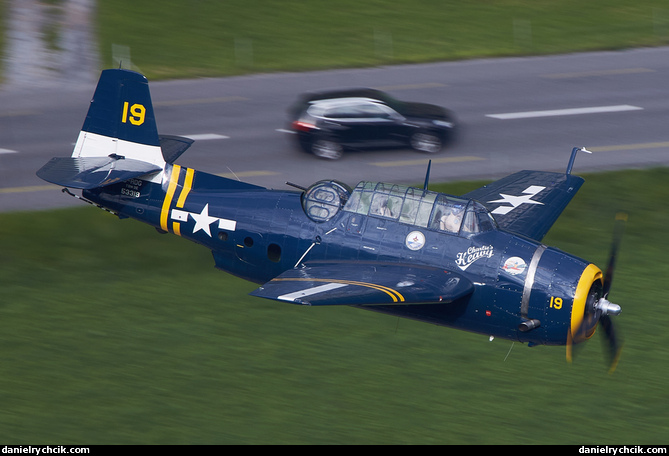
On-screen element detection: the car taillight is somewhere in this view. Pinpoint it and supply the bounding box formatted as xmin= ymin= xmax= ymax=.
xmin=292 ymin=120 xmax=318 ymax=132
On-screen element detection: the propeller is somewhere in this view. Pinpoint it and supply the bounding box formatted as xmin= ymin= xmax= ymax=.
xmin=567 ymin=212 xmax=626 ymax=373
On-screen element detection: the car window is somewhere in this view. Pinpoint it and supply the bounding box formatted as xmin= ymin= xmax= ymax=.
xmin=323 ymin=105 xmax=358 ymax=119
xmin=355 ymin=103 xmax=391 ymax=119
xmin=320 ymin=102 xmax=397 ymax=121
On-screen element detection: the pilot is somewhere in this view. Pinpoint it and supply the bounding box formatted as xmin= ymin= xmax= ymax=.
xmin=439 ymin=205 xmax=464 ymax=233
xmin=371 ymin=195 xmax=393 ymax=217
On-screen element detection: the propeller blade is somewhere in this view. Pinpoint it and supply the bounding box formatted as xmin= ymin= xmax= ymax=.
xmin=566 ymin=313 xmax=595 ymax=363
xmin=600 ymin=314 xmax=623 ymax=373
xmin=566 ymin=330 xmax=574 ymax=363
xmin=566 ymin=328 xmax=583 ymax=363
xmin=567 ymin=212 xmax=626 ymax=370
xmin=602 ymin=212 xmax=627 ymax=296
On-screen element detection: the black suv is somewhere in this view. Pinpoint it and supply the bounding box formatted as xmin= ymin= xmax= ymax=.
xmin=287 ymin=88 xmax=457 ymax=160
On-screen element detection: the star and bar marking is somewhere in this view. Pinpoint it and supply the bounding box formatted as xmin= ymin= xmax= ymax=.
xmin=161 ymin=165 xmax=236 ymax=237
xmin=488 ymin=185 xmax=546 ymax=215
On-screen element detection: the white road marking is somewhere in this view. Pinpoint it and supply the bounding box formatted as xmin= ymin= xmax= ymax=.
xmin=587 ymin=141 xmax=669 ymax=152
xmin=155 ymin=96 xmax=247 ymax=107
xmin=541 ymin=68 xmax=654 ymax=79
xmin=486 ymin=105 xmax=643 ymax=120
xmin=0 ymin=185 xmax=56 ymax=194
xmin=182 ymin=133 xmax=229 ymax=140
xmin=0 ymin=148 xmax=18 ymax=154
xmin=376 ymin=82 xmax=447 ymax=91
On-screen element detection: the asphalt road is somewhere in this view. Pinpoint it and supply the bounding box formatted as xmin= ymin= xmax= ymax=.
xmin=2 ymin=46 xmax=669 ymax=213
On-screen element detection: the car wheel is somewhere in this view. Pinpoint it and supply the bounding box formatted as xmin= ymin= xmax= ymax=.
xmin=410 ymin=131 xmax=443 ymax=154
xmin=312 ymin=138 xmax=344 ymax=160
xmin=296 ymin=135 xmax=313 ymax=154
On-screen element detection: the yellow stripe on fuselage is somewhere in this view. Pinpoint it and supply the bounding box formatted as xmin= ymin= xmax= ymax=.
xmin=160 ymin=165 xmax=181 ymax=232
xmin=176 ymin=167 xmax=194 ymax=208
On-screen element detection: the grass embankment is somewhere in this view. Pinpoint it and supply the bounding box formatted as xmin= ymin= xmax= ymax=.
xmin=96 ymin=1 xmax=669 ymax=80
xmin=0 ymin=168 xmax=667 ymax=444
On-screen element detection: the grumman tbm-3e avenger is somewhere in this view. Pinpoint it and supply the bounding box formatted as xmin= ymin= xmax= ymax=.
xmin=37 ymin=69 xmax=625 ymax=371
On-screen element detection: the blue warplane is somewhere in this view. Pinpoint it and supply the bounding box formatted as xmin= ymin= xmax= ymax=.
xmin=38 ymin=69 xmax=624 ymax=371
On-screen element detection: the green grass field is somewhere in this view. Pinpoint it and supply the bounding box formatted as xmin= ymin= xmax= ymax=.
xmin=1 ymin=168 xmax=667 ymax=444
xmin=0 ymin=0 xmax=5 ymax=81
xmin=94 ymin=1 xmax=669 ymax=80
xmin=2 ymin=2 xmax=669 ymax=81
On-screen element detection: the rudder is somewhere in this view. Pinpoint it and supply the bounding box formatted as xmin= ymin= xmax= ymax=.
xmin=37 ymin=69 xmax=166 ymax=189
xmin=72 ymin=69 xmax=164 ymax=167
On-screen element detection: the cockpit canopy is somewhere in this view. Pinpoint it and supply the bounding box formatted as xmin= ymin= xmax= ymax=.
xmin=343 ymin=181 xmax=497 ymax=236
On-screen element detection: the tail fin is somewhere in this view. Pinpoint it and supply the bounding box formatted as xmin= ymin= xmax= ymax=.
xmin=37 ymin=69 xmax=166 ymax=189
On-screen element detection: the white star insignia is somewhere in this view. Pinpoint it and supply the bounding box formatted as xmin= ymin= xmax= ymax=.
xmin=488 ymin=185 xmax=545 ymax=215
xmin=190 ymin=203 xmax=218 ymax=237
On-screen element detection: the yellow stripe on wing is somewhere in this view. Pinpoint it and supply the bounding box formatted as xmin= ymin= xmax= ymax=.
xmin=271 ymin=277 xmax=405 ymax=303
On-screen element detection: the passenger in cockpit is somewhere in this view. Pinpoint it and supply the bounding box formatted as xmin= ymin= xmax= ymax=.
xmin=439 ymin=205 xmax=464 ymax=233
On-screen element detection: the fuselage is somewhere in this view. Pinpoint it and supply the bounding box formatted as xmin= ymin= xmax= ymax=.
xmin=84 ymin=164 xmax=596 ymax=347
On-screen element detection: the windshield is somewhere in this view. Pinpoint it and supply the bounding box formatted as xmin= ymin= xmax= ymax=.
xmin=344 ymin=181 xmax=496 ymax=235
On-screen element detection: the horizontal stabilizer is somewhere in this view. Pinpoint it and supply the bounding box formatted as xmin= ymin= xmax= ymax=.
xmin=250 ymin=261 xmax=473 ymax=306
xmin=36 ymin=156 xmax=161 ymax=189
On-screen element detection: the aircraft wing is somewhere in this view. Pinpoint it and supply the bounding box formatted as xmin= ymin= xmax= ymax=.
xmin=250 ymin=261 xmax=473 ymax=306
xmin=463 ymin=170 xmax=584 ymax=242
